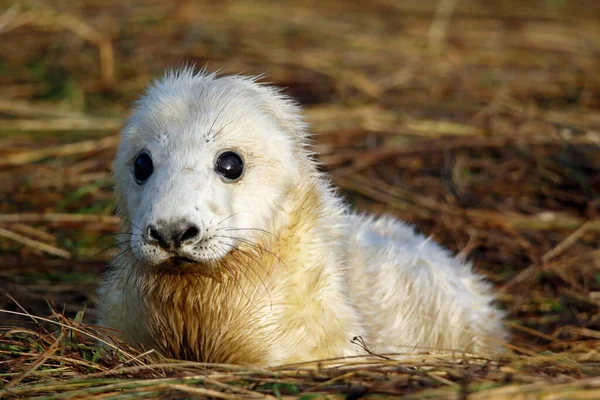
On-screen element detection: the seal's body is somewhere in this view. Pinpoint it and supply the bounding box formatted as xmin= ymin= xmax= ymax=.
xmin=100 ymin=69 xmax=506 ymax=365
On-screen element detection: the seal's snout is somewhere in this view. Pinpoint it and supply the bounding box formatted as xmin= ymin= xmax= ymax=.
xmin=145 ymin=219 xmax=202 ymax=252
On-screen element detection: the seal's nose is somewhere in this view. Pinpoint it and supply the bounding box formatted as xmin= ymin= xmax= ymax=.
xmin=146 ymin=220 xmax=201 ymax=250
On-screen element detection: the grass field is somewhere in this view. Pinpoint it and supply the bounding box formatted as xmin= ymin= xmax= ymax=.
xmin=1 ymin=0 xmax=600 ymax=398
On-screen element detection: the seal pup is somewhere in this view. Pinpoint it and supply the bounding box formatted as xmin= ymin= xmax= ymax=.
xmin=99 ymin=68 xmax=507 ymax=365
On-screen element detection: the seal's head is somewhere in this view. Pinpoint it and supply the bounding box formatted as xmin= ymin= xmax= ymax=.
xmin=114 ymin=68 xmax=311 ymax=276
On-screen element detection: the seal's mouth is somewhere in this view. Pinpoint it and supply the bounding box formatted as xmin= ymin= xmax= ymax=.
xmin=161 ymin=252 xmax=210 ymax=269
xmin=174 ymin=256 xmax=197 ymax=264
xmin=154 ymin=257 xmax=198 ymax=270
xmin=130 ymin=225 xmax=235 ymax=277
xmin=152 ymin=256 xmax=222 ymax=280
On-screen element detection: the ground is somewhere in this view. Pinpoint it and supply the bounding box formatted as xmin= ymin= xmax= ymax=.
xmin=1 ymin=0 xmax=600 ymax=398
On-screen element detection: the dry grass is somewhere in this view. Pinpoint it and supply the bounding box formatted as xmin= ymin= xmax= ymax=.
xmin=2 ymin=310 xmax=600 ymax=399
xmin=1 ymin=0 xmax=600 ymax=398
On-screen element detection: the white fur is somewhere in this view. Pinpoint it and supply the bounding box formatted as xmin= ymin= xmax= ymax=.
xmin=99 ymin=68 xmax=507 ymax=365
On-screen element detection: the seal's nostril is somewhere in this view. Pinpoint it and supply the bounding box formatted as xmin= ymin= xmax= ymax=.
xmin=180 ymin=225 xmax=200 ymax=244
xmin=147 ymin=224 xmax=166 ymax=245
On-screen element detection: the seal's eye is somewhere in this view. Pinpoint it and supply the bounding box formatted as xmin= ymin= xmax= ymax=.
xmin=215 ymin=151 xmax=244 ymax=181
xmin=133 ymin=152 xmax=153 ymax=184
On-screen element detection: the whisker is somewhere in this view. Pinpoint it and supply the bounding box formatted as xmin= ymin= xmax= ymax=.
xmin=108 ymin=241 xmax=143 ymax=260
xmin=209 ymin=245 xmax=252 ymax=306
xmin=142 ymin=102 xmax=168 ymax=139
xmin=210 ymin=96 xmax=265 ymax=140
xmin=206 ymin=101 xmax=229 ymax=140
xmin=217 ymin=244 xmax=261 ymax=297
xmin=216 ymin=227 xmax=279 ymax=240
xmin=91 ymin=240 xmax=133 ymax=259
xmin=214 ymin=238 xmax=273 ymax=280
xmin=213 ymin=212 xmax=247 ymax=228
xmin=119 ymin=217 xmax=144 ymax=232
xmin=207 ymin=213 xmax=221 ymax=228
xmin=214 ymin=235 xmax=288 ymax=270
xmin=103 ymin=248 xmax=139 ymax=299
xmin=212 ymin=108 xmax=270 ymax=140
xmin=92 ymin=232 xmax=138 ymax=247
xmin=137 ymin=118 xmax=163 ymax=144
xmin=108 ymin=245 xmax=140 ymax=267
xmin=120 ymin=256 xmax=142 ymax=305
xmin=214 ymin=239 xmax=272 ymax=307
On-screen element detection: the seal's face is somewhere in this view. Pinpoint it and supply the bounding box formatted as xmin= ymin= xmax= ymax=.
xmin=113 ymin=70 xmax=307 ymax=276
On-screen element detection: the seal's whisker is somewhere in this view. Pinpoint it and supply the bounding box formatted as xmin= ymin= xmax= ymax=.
xmin=206 ymin=100 xmax=229 ymax=140
xmin=103 ymin=247 xmax=138 ymax=303
xmin=233 ymin=257 xmax=272 ymax=310
xmin=223 ymin=249 xmax=263 ymax=302
xmin=92 ymin=232 xmax=139 ymax=247
xmin=206 ymin=213 xmax=220 ymax=228
xmin=214 ymin=238 xmax=273 ymax=280
xmin=137 ymin=118 xmax=163 ymax=144
xmin=107 ymin=247 xmax=132 ymax=264
xmin=216 ymin=227 xmax=279 ymax=240
xmin=110 ymin=241 xmax=143 ymax=260
xmin=235 ymin=259 xmax=272 ymax=309
xmin=119 ymin=217 xmax=144 ymax=232
xmin=224 ymin=250 xmax=258 ymax=290
xmin=209 ymin=245 xmax=253 ymax=306
xmin=108 ymin=245 xmax=140 ymax=268
xmin=206 ymin=83 xmax=257 ymax=141
xmin=214 ymin=235 xmax=288 ymax=270
xmin=142 ymin=102 xmax=168 ymax=139
xmin=213 ymin=212 xmax=248 ymax=228
xmin=214 ymin=239 xmax=272 ymax=302
xmin=211 ymin=106 xmax=269 ymax=141
xmin=92 ymin=240 xmax=133 ymax=259
xmin=120 ymin=256 xmax=140 ymax=305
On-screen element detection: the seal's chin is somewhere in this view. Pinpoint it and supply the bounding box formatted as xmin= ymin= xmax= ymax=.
xmin=151 ymin=256 xmax=222 ymax=280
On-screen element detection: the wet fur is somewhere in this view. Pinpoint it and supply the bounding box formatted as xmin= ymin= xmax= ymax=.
xmin=99 ymin=68 xmax=507 ymax=366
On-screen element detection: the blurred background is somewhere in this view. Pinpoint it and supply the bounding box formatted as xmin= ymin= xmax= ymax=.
xmin=0 ymin=0 xmax=599 ymax=355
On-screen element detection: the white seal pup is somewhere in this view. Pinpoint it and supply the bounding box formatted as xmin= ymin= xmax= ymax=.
xmin=99 ymin=68 xmax=507 ymax=365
